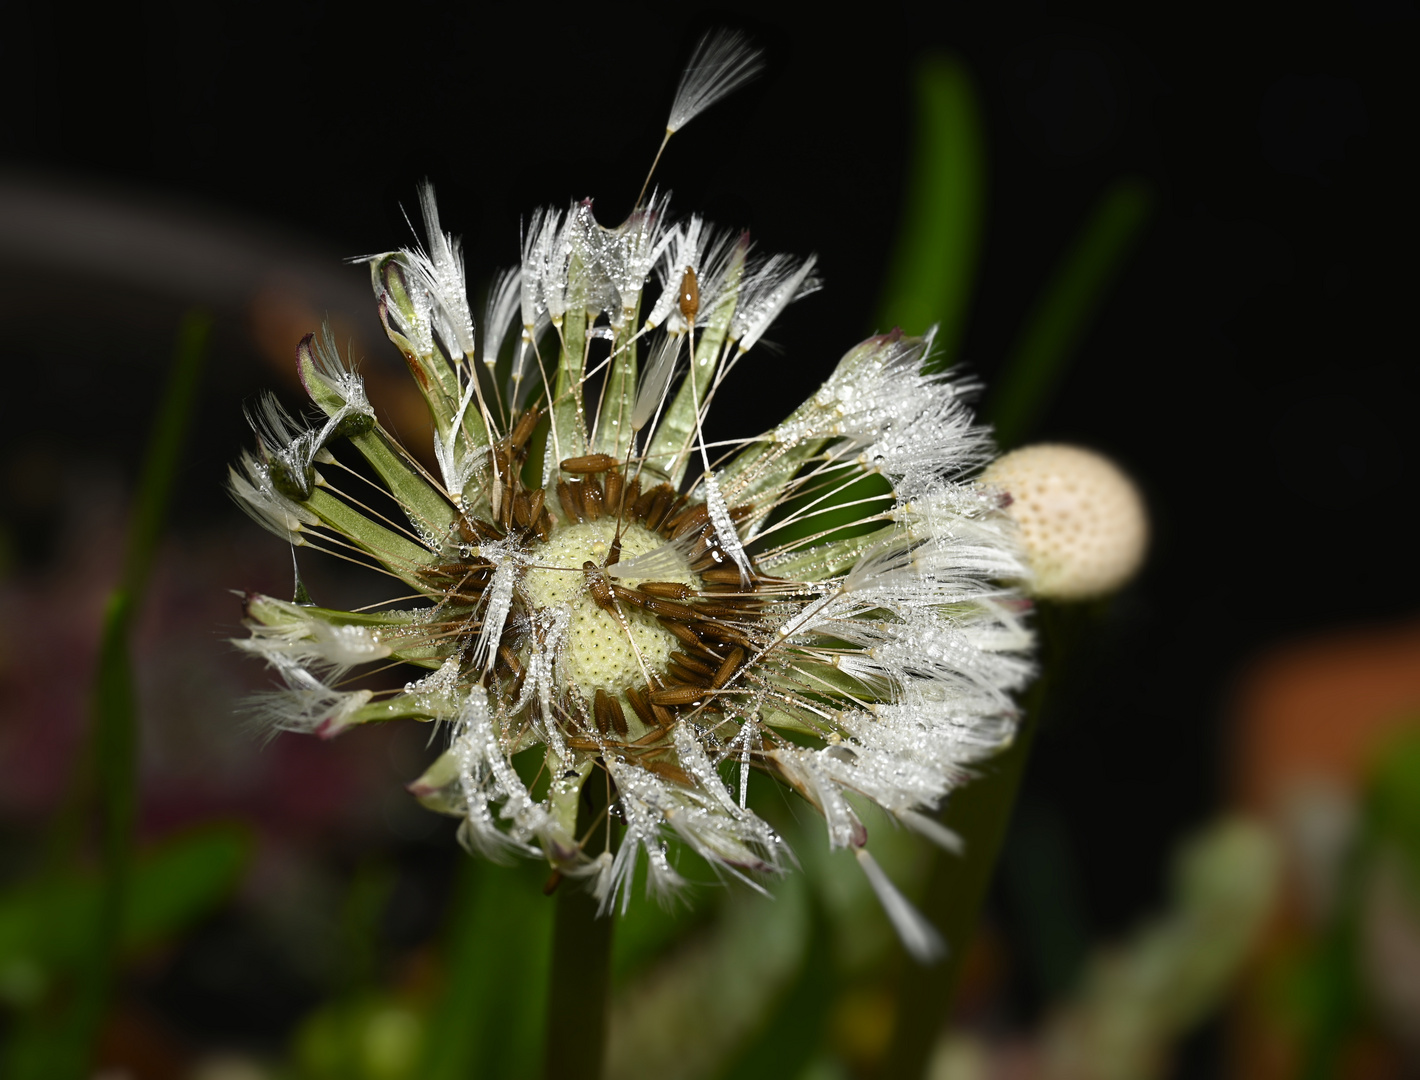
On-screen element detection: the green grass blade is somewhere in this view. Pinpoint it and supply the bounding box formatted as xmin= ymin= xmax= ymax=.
xmin=121 ymin=312 xmax=212 ymax=597
xmin=874 ymin=54 xmax=985 ymax=361
xmin=988 ymin=178 xmax=1153 ymax=448
xmin=14 ymin=312 xmax=211 ymax=1080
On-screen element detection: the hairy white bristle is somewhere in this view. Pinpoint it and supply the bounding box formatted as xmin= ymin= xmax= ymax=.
xmin=666 ymin=31 xmax=765 ymax=133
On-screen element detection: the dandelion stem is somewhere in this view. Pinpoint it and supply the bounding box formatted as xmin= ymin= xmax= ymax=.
xmin=542 ymin=767 xmax=615 ymax=1080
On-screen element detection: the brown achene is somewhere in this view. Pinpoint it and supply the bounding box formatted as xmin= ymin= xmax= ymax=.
xmin=415 ymin=431 xmax=776 ymax=774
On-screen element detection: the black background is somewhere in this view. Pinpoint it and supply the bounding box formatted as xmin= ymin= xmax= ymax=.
xmin=2 ymin=0 xmax=1417 ymax=1050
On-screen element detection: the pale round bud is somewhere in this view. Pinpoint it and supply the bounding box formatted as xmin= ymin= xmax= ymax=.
xmin=980 ymin=443 xmax=1148 ymax=600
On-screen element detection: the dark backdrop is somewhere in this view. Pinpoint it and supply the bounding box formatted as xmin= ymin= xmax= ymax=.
xmin=2 ymin=0 xmax=1416 ymax=1047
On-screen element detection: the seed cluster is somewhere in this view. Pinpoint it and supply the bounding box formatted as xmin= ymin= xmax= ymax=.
xmin=416 ymin=429 xmax=771 ymax=764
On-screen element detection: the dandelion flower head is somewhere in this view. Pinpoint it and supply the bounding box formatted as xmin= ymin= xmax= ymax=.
xmin=230 ymin=33 xmax=1036 ymax=960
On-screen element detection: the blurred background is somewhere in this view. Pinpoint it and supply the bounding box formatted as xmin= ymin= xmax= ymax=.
xmin=2 ymin=2 xmax=1417 ymax=1077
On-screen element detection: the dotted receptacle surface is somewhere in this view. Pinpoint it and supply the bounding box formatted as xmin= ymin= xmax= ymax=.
xmin=980 ymin=444 xmax=1147 ymax=600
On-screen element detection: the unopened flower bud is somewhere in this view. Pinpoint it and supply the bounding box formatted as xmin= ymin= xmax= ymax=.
xmin=980 ymin=443 xmax=1147 ymax=600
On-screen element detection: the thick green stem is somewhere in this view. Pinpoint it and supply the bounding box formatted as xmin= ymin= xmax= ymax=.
xmin=542 ymin=768 xmax=615 ymax=1080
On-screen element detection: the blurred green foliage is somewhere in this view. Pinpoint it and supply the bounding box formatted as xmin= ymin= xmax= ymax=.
xmin=0 ymin=312 xmax=215 ymax=1080
xmin=1290 ymin=725 xmax=1420 ymax=1080
xmin=1369 ymin=729 xmax=1420 ymax=903
xmin=875 ymin=55 xmax=984 ymax=361
xmin=988 ymin=179 xmax=1153 ymax=448
xmin=0 ymin=824 xmax=251 ymax=1002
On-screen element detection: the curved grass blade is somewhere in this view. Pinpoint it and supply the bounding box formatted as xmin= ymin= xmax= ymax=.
xmin=9 ymin=312 xmax=211 ymax=1080
xmin=874 ymin=54 xmax=985 ymax=363
xmin=989 ymin=178 xmax=1154 ymax=448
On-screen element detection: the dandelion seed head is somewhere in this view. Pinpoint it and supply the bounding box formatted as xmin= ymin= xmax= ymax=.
xmin=980 ymin=443 xmax=1148 ymax=600
xmin=227 ymin=32 xmax=1037 ymax=960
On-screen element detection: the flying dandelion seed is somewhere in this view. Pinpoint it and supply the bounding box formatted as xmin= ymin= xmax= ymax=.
xmin=229 ymin=31 xmax=1035 ymax=961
